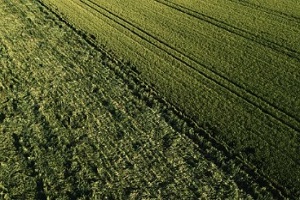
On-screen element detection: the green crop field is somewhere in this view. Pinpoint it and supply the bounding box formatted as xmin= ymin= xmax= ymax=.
xmin=0 ymin=0 xmax=299 ymax=199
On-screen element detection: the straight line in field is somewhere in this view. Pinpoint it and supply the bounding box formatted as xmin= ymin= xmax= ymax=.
xmin=228 ymin=0 xmax=300 ymax=23
xmin=80 ymin=0 xmax=300 ymax=135
xmin=11 ymin=0 xmax=298 ymax=197
xmin=72 ymin=0 xmax=300 ymax=168
xmin=155 ymin=0 xmax=300 ymax=62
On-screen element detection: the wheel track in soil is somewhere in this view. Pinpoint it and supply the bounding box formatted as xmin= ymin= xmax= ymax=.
xmin=78 ymin=0 xmax=300 ymax=162
xmin=0 ymin=7 xmax=243 ymax=196
xmin=2 ymin=0 xmax=296 ymax=197
xmin=0 ymin=0 xmax=266 ymax=197
xmin=125 ymin=1 xmax=297 ymax=75
xmin=154 ymin=0 xmax=300 ymax=126
xmin=228 ymin=0 xmax=300 ymax=23
xmin=2 ymin=0 xmax=193 ymax=192
xmin=155 ymin=0 xmax=300 ymax=62
xmin=0 ymin=1 xmax=178 ymax=197
xmin=34 ymin=0 xmax=298 ymax=197
xmin=80 ymin=0 xmax=300 ymax=135
xmin=4 ymin=0 xmax=300 ymax=181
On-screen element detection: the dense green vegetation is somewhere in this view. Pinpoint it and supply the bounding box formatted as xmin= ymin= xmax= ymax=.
xmin=0 ymin=0 xmax=299 ymax=198
xmin=38 ymin=0 xmax=300 ymax=197
xmin=0 ymin=0 xmax=278 ymax=198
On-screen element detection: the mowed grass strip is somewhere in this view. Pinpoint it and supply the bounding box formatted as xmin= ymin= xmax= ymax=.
xmin=39 ymin=0 xmax=300 ymax=196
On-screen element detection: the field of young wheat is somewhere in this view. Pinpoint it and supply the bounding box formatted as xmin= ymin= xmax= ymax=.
xmin=0 ymin=0 xmax=299 ymax=199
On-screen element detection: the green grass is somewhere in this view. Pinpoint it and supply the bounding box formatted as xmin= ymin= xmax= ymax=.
xmin=166 ymin=0 xmax=300 ymax=52
xmin=0 ymin=0 xmax=276 ymax=199
xmin=1 ymin=0 xmax=299 ymax=198
xmin=38 ymin=0 xmax=300 ymax=196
